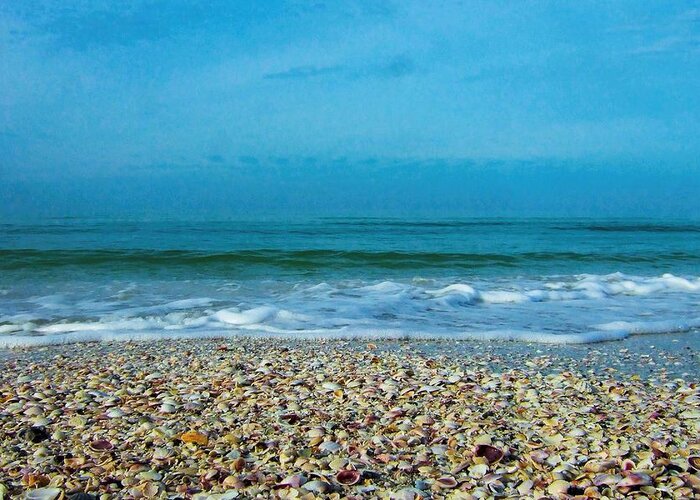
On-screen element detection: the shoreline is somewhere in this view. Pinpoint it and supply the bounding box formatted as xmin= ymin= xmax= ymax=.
xmin=1 ymin=338 xmax=699 ymax=498
xmin=2 ymin=330 xmax=699 ymax=379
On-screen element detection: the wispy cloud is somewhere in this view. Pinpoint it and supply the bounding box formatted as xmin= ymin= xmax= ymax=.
xmin=678 ymin=7 xmax=700 ymax=23
xmin=1 ymin=1 xmax=399 ymax=51
xmin=366 ymin=55 xmax=415 ymax=78
xmin=263 ymin=55 xmax=416 ymax=81
xmin=630 ymin=35 xmax=700 ymax=55
xmin=621 ymin=7 xmax=700 ymax=55
xmin=207 ymin=154 xmax=225 ymax=163
xmin=264 ymin=64 xmax=345 ymax=80
xmin=1 ymin=1 xmax=293 ymax=50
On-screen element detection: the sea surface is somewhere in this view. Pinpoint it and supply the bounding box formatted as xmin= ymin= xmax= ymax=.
xmin=1 ymin=217 xmax=699 ymax=347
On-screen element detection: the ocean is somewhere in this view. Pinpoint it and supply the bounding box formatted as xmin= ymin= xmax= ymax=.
xmin=1 ymin=217 xmax=699 ymax=347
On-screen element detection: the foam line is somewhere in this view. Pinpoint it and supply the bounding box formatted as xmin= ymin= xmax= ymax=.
xmin=1 ymin=319 xmax=698 ymax=349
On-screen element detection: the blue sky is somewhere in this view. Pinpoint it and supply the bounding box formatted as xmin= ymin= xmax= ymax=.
xmin=1 ymin=1 xmax=699 ymax=218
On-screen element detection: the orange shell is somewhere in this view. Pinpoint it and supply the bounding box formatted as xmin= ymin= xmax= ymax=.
xmin=181 ymin=430 xmax=208 ymax=445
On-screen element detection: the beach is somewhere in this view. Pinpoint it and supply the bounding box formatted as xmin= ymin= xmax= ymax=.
xmin=2 ymin=337 xmax=699 ymax=499
xmin=2 ymin=219 xmax=700 ymax=498
xmin=4 ymin=0 xmax=700 ymax=496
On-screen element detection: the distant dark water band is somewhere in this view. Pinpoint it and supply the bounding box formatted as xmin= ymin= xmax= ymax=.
xmin=1 ymin=249 xmax=698 ymax=271
xmin=2 ymin=221 xmax=700 ymax=234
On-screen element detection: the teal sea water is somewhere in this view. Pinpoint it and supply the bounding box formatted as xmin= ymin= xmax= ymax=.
xmin=1 ymin=217 xmax=699 ymax=346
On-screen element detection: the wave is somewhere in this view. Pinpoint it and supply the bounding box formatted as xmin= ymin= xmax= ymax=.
xmin=2 ymin=318 xmax=699 ymax=348
xmin=1 ymin=272 xmax=699 ymax=348
xmin=2 ymin=249 xmax=699 ymax=271
xmin=575 ymin=224 xmax=700 ymax=233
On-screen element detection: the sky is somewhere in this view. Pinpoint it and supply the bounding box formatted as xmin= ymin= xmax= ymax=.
xmin=1 ymin=0 xmax=699 ymax=219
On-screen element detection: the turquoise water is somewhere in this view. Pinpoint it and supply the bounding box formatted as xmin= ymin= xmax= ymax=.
xmin=1 ymin=217 xmax=699 ymax=346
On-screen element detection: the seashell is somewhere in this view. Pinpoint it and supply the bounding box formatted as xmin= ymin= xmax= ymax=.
xmin=688 ymin=456 xmax=700 ymax=470
xmin=231 ymin=457 xmax=246 ymax=472
xmin=318 ymin=441 xmax=342 ymax=454
xmin=374 ymin=453 xmax=394 ymax=464
xmin=617 ymin=472 xmax=652 ymax=488
xmin=486 ymin=478 xmax=505 ymax=494
xmin=222 ymin=475 xmax=245 ymax=489
xmin=418 ymin=385 xmax=440 ymax=393
xmin=593 ymin=473 xmax=620 ymax=486
xmin=473 ymin=444 xmax=504 ymax=464
xmin=529 ymin=449 xmax=549 ymax=464
xmin=329 ymin=458 xmax=348 ymax=471
xmin=24 ymin=488 xmax=63 ymax=500
xmin=279 ymin=413 xmax=300 ymax=424
xmin=583 ymin=459 xmax=616 ymax=473
xmin=468 ymin=463 xmax=488 ymax=478
xmin=24 ymin=474 xmax=50 ymax=488
xmin=138 ymin=471 xmax=162 ymax=481
xmin=435 ymin=476 xmax=458 ymax=489
xmin=64 ymin=457 xmax=86 ymax=469
xmin=397 ymin=461 xmax=413 ymax=473
xmin=680 ymin=410 xmax=700 ymax=419
xmin=105 ymin=408 xmax=124 ymax=418
xmin=46 ymin=477 xmax=66 ymax=489
xmin=450 ymin=461 xmax=470 ymax=475
xmin=307 ymin=427 xmax=325 ymax=438
xmin=684 ymin=473 xmax=700 ymax=489
xmin=552 ymin=463 xmax=578 ymax=481
xmin=431 ymin=445 xmax=447 ymax=455
xmin=302 ymin=480 xmax=332 ymax=493
xmin=385 ymin=408 xmax=406 ymax=418
xmin=139 ymin=481 xmax=161 ymax=498
xmin=181 ymin=430 xmax=208 ymax=445
xmin=392 ymin=487 xmax=428 ymax=499
xmin=24 ymin=406 xmax=44 ymax=417
xmin=547 ymin=479 xmax=570 ymax=495
xmin=159 ymin=403 xmax=176 ymax=413
xmin=620 ymin=459 xmax=635 ymax=471
xmin=336 ymin=469 xmax=361 ymax=485
xmin=415 ymin=415 xmax=435 ymax=426
xmin=583 ymin=486 xmax=601 ymax=498
xmin=321 ymin=382 xmax=342 ymax=391
xmin=414 ymin=480 xmax=430 ymax=491
xmin=517 ymin=479 xmax=534 ymax=495
xmin=473 ymin=434 xmax=492 ymax=445
xmin=89 ymin=439 xmax=114 ymax=452
xmin=152 ymin=447 xmax=173 ymax=460
xmin=218 ymin=492 xmax=240 ymax=500
xmin=274 ymin=474 xmax=307 ymax=488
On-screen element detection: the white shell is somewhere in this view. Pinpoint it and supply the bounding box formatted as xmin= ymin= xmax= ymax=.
xmin=24 ymin=488 xmax=62 ymax=500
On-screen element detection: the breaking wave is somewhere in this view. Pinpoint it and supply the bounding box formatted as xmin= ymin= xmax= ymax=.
xmin=1 ymin=272 xmax=699 ymax=348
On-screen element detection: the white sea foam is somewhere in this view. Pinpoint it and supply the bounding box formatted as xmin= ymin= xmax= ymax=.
xmin=36 ymin=319 xmax=153 ymax=334
xmin=214 ymin=306 xmax=279 ymax=325
xmin=595 ymin=317 xmax=700 ymax=334
xmin=162 ymin=298 xmax=215 ymax=309
xmin=2 ymin=272 xmax=699 ymax=348
xmin=0 ymin=324 xmax=22 ymax=334
xmin=2 ymin=318 xmax=697 ymax=349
